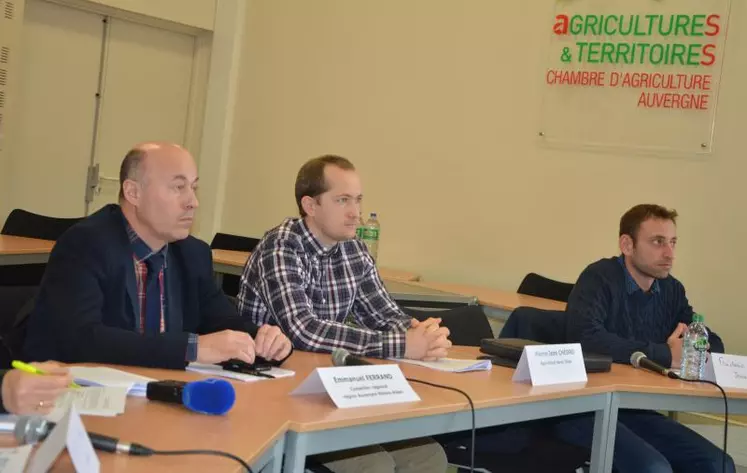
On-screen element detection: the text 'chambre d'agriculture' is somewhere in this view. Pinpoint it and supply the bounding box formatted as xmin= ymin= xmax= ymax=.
xmin=546 ymin=13 xmax=724 ymax=110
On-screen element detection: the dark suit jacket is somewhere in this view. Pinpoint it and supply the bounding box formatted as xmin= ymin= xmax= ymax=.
xmin=23 ymin=204 xmax=259 ymax=369
xmin=0 ymin=370 xmax=6 ymax=413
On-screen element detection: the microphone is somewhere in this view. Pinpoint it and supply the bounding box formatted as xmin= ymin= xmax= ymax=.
xmin=331 ymin=348 xmax=372 ymax=366
xmin=14 ymin=416 xmax=153 ymax=455
xmin=630 ymin=351 xmax=680 ymax=380
xmin=0 ymin=415 xmax=18 ymax=434
xmin=146 ymin=378 xmax=236 ymax=415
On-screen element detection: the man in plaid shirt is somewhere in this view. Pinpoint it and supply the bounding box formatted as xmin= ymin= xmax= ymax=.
xmin=238 ymin=155 xmax=450 ymax=473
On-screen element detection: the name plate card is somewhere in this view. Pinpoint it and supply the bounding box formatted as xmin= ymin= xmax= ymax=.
xmin=28 ymin=406 xmax=100 ymax=473
xmin=705 ymin=353 xmax=747 ymax=390
xmin=291 ymin=364 xmax=420 ymax=408
xmin=0 ymin=445 xmax=33 ymax=473
xmin=512 ymin=343 xmax=588 ymax=386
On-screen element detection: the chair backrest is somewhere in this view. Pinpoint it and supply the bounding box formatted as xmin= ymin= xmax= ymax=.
xmin=1 ymin=208 xmax=84 ymax=241
xmin=210 ymin=232 xmax=261 ymax=252
xmin=210 ymin=233 xmax=261 ymax=297
xmin=0 ymin=209 xmax=84 ymax=287
xmin=408 ymin=306 xmax=493 ymax=346
xmin=499 ymin=307 xmax=567 ymax=344
xmin=517 ymin=273 xmax=574 ymax=302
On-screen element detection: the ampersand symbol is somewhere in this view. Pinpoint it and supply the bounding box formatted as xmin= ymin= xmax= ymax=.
xmin=560 ymin=47 xmax=572 ymax=63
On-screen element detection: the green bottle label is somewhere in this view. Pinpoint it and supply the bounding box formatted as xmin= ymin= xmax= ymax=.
xmin=361 ymin=228 xmax=379 ymax=240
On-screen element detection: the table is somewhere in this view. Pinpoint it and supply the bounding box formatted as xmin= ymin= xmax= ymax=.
xmin=384 ymin=279 xmax=477 ymax=309
xmin=583 ymin=364 xmax=747 ymax=473
xmin=25 ymin=366 xmax=288 ymax=473
xmin=15 ymin=349 xmax=747 ymax=473
xmin=411 ymin=281 xmax=567 ymax=320
xmin=27 ymin=353 xmax=609 ymax=472
xmin=385 ymin=280 xmax=567 ymax=336
xmin=1 ymin=237 xmax=555 ymax=323
xmin=279 ymin=348 xmax=747 ymax=473
xmin=0 ymin=235 xmax=55 ymax=265
xmin=211 ymin=249 xmax=421 ymax=283
xmin=277 ymin=348 xmax=614 ymax=473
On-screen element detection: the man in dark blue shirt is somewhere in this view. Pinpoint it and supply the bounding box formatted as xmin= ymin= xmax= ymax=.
xmin=559 ymin=204 xmax=734 ymax=473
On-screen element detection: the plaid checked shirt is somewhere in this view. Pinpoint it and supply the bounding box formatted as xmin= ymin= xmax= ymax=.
xmin=237 ymin=218 xmax=410 ymax=358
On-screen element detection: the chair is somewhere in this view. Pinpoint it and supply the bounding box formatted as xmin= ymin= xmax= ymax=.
xmin=1 ymin=208 xmax=84 ymax=241
xmin=517 ymin=272 xmax=574 ymax=302
xmin=469 ymin=306 xmax=588 ymax=472
xmin=499 ymin=307 xmax=567 ymax=343
xmin=210 ymin=233 xmax=261 ymax=297
xmin=440 ymin=307 xmax=588 ymax=473
xmin=210 ymin=232 xmax=261 ymax=253
xmin=444 ymin=425 xmax=590 ymax=473
xmin=408 ymin=305 xmax=493 ymax=347
xmin=0 ymin=209 xmax=83 ymax=367
xmin=411 ymin=306 xmax=586 ymax=472
xmin=0 ymin=209 xmax=84 ymax=286
xmin=309 ymin=306 xmax=492 ymax=473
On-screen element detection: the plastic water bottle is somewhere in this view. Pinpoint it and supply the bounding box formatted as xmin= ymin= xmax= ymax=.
xmin=355 ymin=216 xmax=365 ymax=239
xmin=360 ymin=212 xmax=380 ymax=262
xmin=679 ymin=313 xmax=709 ymax=380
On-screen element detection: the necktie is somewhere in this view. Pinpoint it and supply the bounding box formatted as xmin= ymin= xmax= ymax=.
xmin=144 ymin=253 xmax=165 ymax=335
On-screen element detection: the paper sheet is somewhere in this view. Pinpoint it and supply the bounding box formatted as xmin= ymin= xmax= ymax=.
xmin=70 ymin=367 xmax=154 ymax=396
xmin=186 ymin=363 xmax=295 ymax=382
xmin=391 ymin=357 xmax=492 ymax=373
xmin=47 ymin=387 xmax=128 ymax=420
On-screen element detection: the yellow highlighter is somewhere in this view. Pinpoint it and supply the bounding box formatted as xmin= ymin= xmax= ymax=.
xmin=11 ymin=360 xmax=81 ymax=388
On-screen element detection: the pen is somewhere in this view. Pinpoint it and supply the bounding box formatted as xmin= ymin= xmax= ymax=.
xmin=11 ymin=360 xmax=81 ymax=388
xmin=247 ymin=370 xmax=275 ymax=379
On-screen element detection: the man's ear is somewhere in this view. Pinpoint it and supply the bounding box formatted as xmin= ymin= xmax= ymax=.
xmin=301 ymin=195 xmax=317 ymax=217
xmin=122 ymin=179 xmax=140 ymax=206
xmin=619 ymin=234 xmax=634 ymax=256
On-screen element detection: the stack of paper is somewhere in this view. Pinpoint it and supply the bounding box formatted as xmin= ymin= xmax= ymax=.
xmin=391 ymin=357 xmax=493 ymax=373
xmin=70 ymin=367 xmax=156 ymax=397
xmin=186 ymin=363 xmax=295 ymax=382
xmin=47 ymin=387 xmax=128 ymax=421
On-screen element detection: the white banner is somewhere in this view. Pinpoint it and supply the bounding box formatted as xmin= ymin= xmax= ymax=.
xmin=539 ymin=0 xmax=731 ymax=156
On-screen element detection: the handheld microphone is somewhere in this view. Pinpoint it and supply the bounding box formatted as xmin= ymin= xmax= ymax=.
xmin=14 ymin=416 xmax=153 ymax=455
xmin=331 ymin=348 xmax=373 ymax=366
xmin=0 ymin=415 xmax=18 ymax=434
xmin=630 ymin=352 xmax=680 ymax=380
xmin=146 ymin=378 xmax=236 ymax=415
